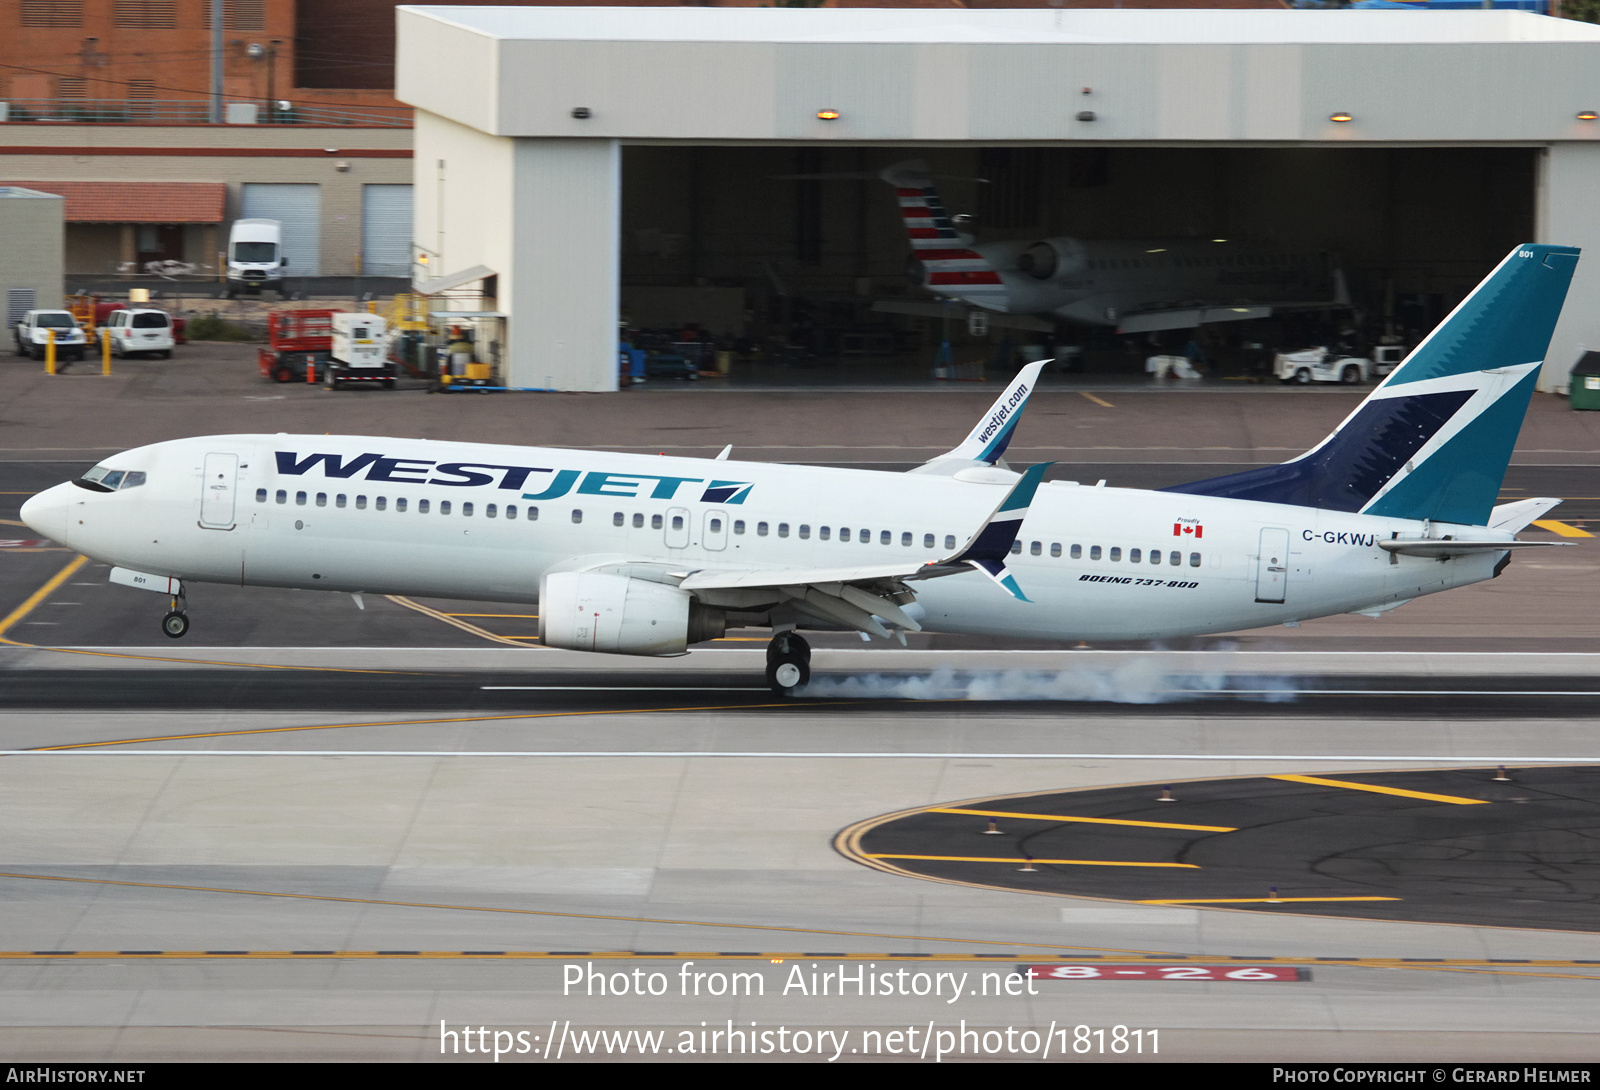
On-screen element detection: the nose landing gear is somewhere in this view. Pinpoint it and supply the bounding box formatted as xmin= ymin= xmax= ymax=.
xmin=765 ymin=631 xmax=811 ymax=694
xmin=161 ymin=593 xmax=189 ymax=639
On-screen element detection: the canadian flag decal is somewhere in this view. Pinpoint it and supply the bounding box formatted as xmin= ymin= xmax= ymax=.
xmin=1174 ymin=522 xmax=1203 ymax=538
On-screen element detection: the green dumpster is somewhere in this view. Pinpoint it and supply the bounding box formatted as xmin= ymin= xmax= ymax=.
xmin=1570 ymin=352 xmax=1600 ymax=411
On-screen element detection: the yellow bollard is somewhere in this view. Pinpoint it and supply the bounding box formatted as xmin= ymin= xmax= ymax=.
xmin=101 ymin=327 xmax=112 ymax=375
xmin=45 ymin=330 xmax=55 ymax=376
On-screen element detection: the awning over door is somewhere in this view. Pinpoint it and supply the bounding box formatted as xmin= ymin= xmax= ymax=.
xmin=0 ymin=181 xmax=226 ymax=222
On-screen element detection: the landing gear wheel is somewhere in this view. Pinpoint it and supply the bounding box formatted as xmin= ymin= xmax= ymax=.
xmin=766 ymin=653 xmax=809 ymax=694
xmin=766 ymin=631 xmax=810 ymax=663
xmin=161 ymin=611 xmax=189 ymax=639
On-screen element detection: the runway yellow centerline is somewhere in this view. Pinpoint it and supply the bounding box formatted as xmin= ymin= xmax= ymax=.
xmin=930 ymin=807 xmax=1236 ymax=833
xmin=1269 ymin=773 xmax=1490 ymax=805
xmin=1078 ymin=392 xmax=1115 ymax=408
xmin=1531 ymin=519 xmax=1594 ymax=538
xmin=31 ymin=702 xmax=807 ymax=751
xmin=386 ymin=595 xmax=534 ymax=648
xmin=867 ymin=855 xmax=1198 ymax=868
xmin=0 ymin=553 xmax=87 ymax=642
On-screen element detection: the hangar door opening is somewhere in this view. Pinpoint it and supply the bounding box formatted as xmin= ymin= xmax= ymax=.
xmin=240 ymin=183 xmax=321 ymax=277
xmin=617 ymin=146 xmax=1536 ymax=383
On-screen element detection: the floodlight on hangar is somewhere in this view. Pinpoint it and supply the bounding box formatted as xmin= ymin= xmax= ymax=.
xmin=1578 ymin=111 xmax=1599 ymax=121
xmin=1329 ymin=112 xmax=1354 ymax=123
xmin=816 ymin=109 xmax=840 ymax=121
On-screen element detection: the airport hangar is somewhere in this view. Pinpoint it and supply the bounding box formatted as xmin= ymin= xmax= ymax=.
xmin=396 ymin=6 xmax=1600 ymax=393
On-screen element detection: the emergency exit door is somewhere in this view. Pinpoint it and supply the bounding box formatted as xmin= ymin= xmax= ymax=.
xmin=1255 ymin=527 xmax=1289 ymax=603
xmin=200 ymin=452 xmax=238 ymax=529
xmin=703 ymin=509 xmax=728 ymax=551
xmin=664 ymin=506 xmax=690 ymax=549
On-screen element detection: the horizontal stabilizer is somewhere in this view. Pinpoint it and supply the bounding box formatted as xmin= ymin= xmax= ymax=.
xmin=1489 ymin=497 xmax=1563 ymax=532
xmin=1378 ymin=539 xmax=1569 ymax=559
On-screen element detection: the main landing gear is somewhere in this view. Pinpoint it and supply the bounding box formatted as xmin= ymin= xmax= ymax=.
xmin=161 ymin=593 xmax=189 ymax=639
xmin=765 ymin=631 xmax=810 ymax=695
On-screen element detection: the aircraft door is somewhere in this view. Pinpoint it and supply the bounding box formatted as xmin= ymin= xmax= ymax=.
xmin=664 ymin=506 xmax=690 ymax=549
xmin=1255 ymin=527 xmax=1289 ymax=603
xmin=200 ymin=452 xmax=239 ymax=529
xmin=703 ymin=509 xmax=728 ymax=552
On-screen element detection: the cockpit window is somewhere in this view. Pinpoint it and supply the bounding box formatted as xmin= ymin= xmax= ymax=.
xmin=76 ymin=465 xmax=147 ymax=492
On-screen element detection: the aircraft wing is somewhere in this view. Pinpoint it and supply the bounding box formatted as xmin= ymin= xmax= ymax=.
xmin=667 ymin=462 xmax=1053 ymax=639
xmin=1116 ymin=271 xmax=1352 ymax=334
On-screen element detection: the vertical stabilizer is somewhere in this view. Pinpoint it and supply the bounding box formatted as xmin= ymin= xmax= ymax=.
xmin=1164 ymin=244 xmax=1579 ymax=526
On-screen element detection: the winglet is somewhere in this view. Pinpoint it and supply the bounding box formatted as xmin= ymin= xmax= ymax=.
xmin=922 ymin=461 xmax=1052 ymax=601
xmin=916 ymin=360 xmax=1048 ymax=471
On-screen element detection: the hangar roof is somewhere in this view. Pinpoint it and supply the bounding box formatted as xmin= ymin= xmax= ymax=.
xmin=398 ymin=7 xmax=1600 ymax=144
xmin=402 ymin=7 xmax=1600 ymax=44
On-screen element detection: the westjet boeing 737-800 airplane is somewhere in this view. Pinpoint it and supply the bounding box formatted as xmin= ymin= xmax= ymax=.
xmin=19 ymin=244 xmax=1580 ymax=693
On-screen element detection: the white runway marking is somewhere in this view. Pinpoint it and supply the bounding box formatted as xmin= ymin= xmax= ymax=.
xmin=480 ymin=686 xmax=769 ymax=692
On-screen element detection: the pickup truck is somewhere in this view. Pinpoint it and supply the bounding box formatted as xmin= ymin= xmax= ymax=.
xmin=13 ymin=310 xmax=88 ymax=361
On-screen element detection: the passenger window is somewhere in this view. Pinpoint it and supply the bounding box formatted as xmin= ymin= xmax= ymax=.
xmin=295 ymin=491 xmax=307 ymax=505
xmin=757 ymin=521 xmax=769 ymax=537
xmin=1169 ymin=550 xmax=1180 ymax=565
xmin=440 ymin=500 xmax=452 ymax=515
xmin=901 ymin=532 xmax=912 ymax=547
xmin=1030 ymin=541 xmax=1042 ymax=556
xmin=1190 ymin=552 xmax=1201 ymax=567
xmin=355 ymin=495 xmax=366 ymax=509
xmin=256 ymin=488 xmax=267 ymax=503
xmin=710 ymin=517 xmax=722 ymax=533
xmin=463 ymin=503 xmax=473 ymax=517
xmin=396 ymin=498 xmax=407 ymax=512
xmin=632 ymin=513 xmax=643 ymax=528
xmin=859 ymin=529 xmax=869 ymax=543
xmin=1090 ymin=545 xmax=1102 ymax=560
xmin=839 ymin=527 xmax=850 ymax=542
xmin=944 ymin=535 xmax=956 ymax=550
xmin=651 ymin=514 xmax=663 ymax=530
xmin=572 ymin=509 xmax=583 ymax=524
xmin=1070 ymin=544 xmax=1082 ymax=559
xmin=1050 ymin=543 xmax=1061 ymax=558
xmin=734 ymin=520 xmax=745 ymax=535
xmin=799 ymin=524 xmax=811 ymax=540
xmin=778 ymin=522 xmax=790 ymax=538
xmin=418 ymin=499 xmax=430 ymax=513
xmin=507 ymin=505 xmax=518 ymax=520
xmin=528 ymin=506 xmax=539 ymax=521
xmin=336 ymin=494 xmax=347 ymax=508
xmin=316 ymin=493 xmax=327 ymax=507
xmin=486 ymin=504 xmax=497 ymax=518
xmin=1010 ymin=541 xmax=1022 ymax=555
xmin=880 ymin=530 xmax=890 ymax=545
xmin=1130 ymin=548 xmax=1141 ymax=562
xmin=613 ymin=512 xmax=624 ymax=527
xmin=924 ymin=534 xmax=935 ymax=549
xmin=820 ymin=526 xmax=832 ymax=541
xmin=1109 ymin=547 xmax=1121 ymax=562
xmin=1149 ymin=550 xmax=1161 ymax=565
xmin=375 ymin=496 xmax=387 ymax=510
xmin=671 ymin=514 xmax=683 ymax=530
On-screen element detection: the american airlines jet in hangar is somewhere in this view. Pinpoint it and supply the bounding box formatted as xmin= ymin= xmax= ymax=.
xmin=20 ymin=244 xmax=1579 ymax=693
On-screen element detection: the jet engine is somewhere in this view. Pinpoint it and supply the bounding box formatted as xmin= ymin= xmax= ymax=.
xmin=1015 ymin=239 xmax=1087 ymax=282
xmin=538 ymin=571 xmax=725 ymax=656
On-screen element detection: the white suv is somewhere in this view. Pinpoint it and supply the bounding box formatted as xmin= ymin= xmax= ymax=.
xmin=13 ymin=310 xmax=87 ymax=361
xmin=105 ymin=308 xmax=175 ymax=359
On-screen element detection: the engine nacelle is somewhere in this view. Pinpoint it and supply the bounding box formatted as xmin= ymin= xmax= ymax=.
xmin=538 ymin=571 xmax=724 ymax=656
xmin=1015 ymin=239 xmax=1087 ymax=282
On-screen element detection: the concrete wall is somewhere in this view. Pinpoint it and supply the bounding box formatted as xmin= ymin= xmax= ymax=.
xmin=0 ymin=191 xmax=64 ymax=311
xmin=1538 ymin=143 xmax=1600 ymax=392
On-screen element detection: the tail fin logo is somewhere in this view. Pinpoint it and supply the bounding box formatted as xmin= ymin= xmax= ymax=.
xmin=884 ymin=160 xmax=1005 ymax=302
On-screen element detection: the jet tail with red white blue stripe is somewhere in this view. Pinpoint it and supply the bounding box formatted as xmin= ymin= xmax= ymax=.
xmin=881 ymin=159 xmax=1007 ymax=309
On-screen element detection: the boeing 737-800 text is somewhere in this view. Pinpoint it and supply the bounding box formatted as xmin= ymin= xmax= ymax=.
xmin=20 ymin=243 xmax=1578 ymax=692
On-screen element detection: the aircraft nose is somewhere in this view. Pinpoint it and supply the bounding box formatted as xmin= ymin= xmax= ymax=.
xmin=20 ymin=483 xmax=72 ymax=546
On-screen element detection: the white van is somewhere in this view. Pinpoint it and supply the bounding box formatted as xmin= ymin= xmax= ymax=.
xmin=226 ymin=218 xmax=285 ymax=295
xmin=104 ymin=308 xmax=175 ymax=358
